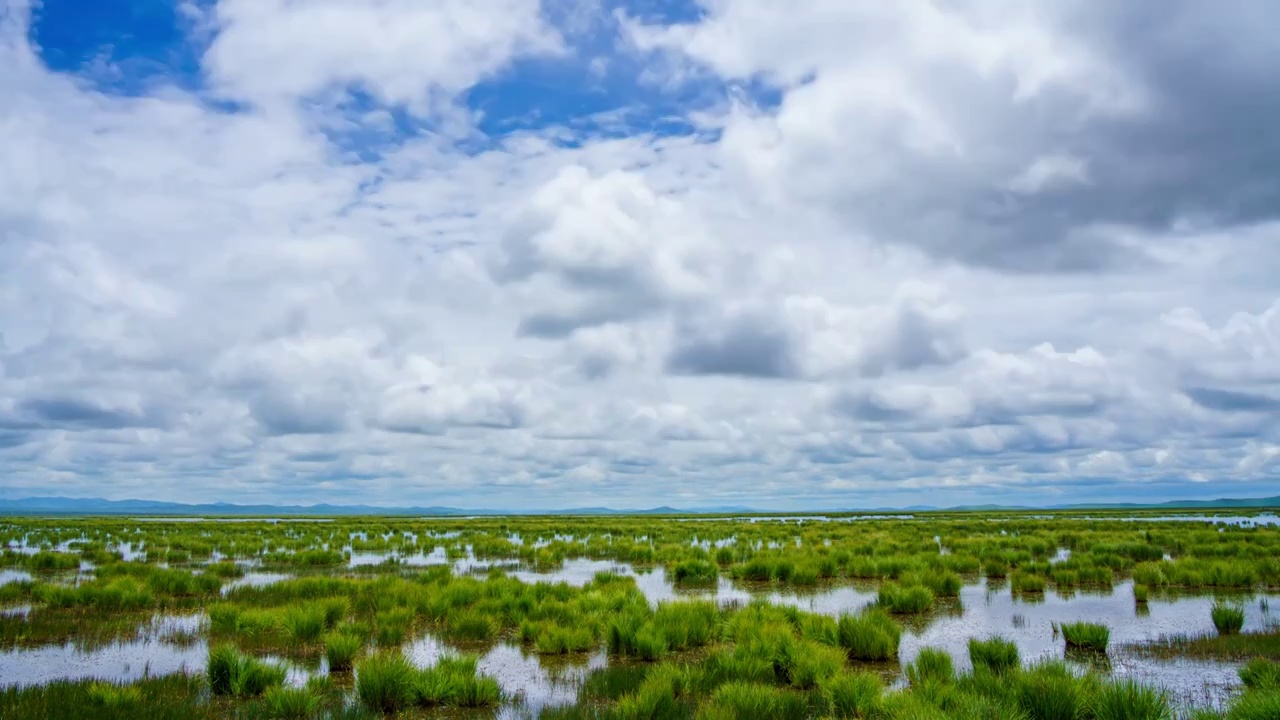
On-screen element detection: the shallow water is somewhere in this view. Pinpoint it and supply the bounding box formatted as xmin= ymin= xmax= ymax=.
xmin=0 ymin=614 xmax=208 ymax=688
xmin=404 ymin=633 xmax=608 ymax=715
xmin=219 ymin=571 xmax=292 ymax=595
xmin=3 ymin=551 xmax=1276 ymax=711
xmin=679 ymin=515 xmax=916 ymax=523
xmin=1094 ymin=514 xmax=1280 ymax=527
xmin=470 ymin=559 xmax=1277 ymax=709
xmin=130 ymin=517 xmax=335 ymax=523
xmin=898 ymin=580 xmax=1277 ymax=709
xmin=0 ymin=569 xmax=33 ymax=586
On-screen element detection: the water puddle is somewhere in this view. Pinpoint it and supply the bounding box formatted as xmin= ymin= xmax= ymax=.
xmin=1092 ymin=514 xmax=1280 ymax=527
xmin=403 ymin=633 xmax=607 ymax=715
xmin=0 ymin=614 xmax=208 ymax=688
xmin=0 ymin=569 xmax=33 ymax=586
xmin=220 ymin=572 xmax=292 ymax=595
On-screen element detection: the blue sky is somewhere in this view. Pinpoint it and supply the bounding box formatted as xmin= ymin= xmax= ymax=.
xmin=1 ymin=0 xmax=1279 ymax=510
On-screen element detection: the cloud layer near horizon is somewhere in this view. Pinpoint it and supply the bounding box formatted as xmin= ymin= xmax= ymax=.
xmin=1 ymin=0 xmax=1278 ymax=509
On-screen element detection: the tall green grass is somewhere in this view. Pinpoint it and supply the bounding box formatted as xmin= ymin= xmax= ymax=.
xmin=1212 ymin=602 xmax=1246 ymax=635
xmin=206 ymin=644 xmax=287 ymax=698
xmin=1060 ymin=622 xmax=1109 ymax=652
xmin=1092 ymin=678 xmax=1172 ymax=720
xmin=1240 ymin=659 xmax=1280 ymax=690
xmin=907 ymin=647 xmax=955 ymax=686
xmin=263 ymin=686 xmax=321 ymax=720
xmin=819 ymin=672 xmax=881 ymax=719
xmin=697 ymin=682 xmax=808 ymax=720
xmin=671 ymin=559 xmax=718 ymax=586
xmin=837 ymin=608 xmax=901 ymax=661
xmin=878 ymin=583 xmax=934 ymax=614
xmin=1226 ymin=689 xmax=1280 ymax=720
xmin=355 ymin=652 xmax=417 ymax=713
xmin=415 ymin=654 xmax=502 ymax=707
xmin=325 ymin=632 xmax=362 ymax=672
xmin=1016 ymin=661 xmax=1097 ymax=720
xmin=969 ymin=637 xmax=1020 ymax=675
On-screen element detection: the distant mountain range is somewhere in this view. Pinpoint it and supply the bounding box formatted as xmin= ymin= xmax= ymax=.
xmin=0 ymin=494 xmax=1276 ymax=516
xmin=0 ymin=497 xmax=757 ymax=516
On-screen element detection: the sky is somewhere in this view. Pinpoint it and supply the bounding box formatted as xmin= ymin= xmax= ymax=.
xmin=1 ymin=0 xmax=1279 ymax=510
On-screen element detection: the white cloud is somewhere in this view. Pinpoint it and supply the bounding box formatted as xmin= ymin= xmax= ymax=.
xmin=203 ymin=0 xmax=563 ymax=112
xmin=1 ymin=0 xmax=1279 ymax=507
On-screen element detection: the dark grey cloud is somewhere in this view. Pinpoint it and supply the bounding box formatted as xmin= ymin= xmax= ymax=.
xmin=1184 ymin=386 xmax=1280 ymax=413
xmin=16 ymin=398 xmax=159 ymax=430
xmin=666 ymin=313 xmax=798 ymax=378
xmin=641 ymin=1 xmax=1280 ymax=272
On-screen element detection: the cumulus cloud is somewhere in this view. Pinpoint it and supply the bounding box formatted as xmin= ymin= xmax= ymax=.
xmin=627 ymin=1 xmax=1280 ymax=272
xmin=667 ymin=288 xmax=965 ymax=379
xmin=493 ymin=165 xmax=720 ymax=337
xmin=1 ymin=0 xmax=1278 ymax=507
xmin=203 ymin=0 xmax=562 ymax=112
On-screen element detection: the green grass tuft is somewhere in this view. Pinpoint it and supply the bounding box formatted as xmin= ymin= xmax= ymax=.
xmin=969 ymin=637 xmax=1020 ymax=675
xmin=1240 ymin=659 xmax=1280 ymax=691
xmin=1060 ymin=622 xmax=1109 ymax=652
xmin=1092 ymin=678 xmax=1172 ymax=720
xmin=355 ymin=651 xmax=417 ymax=713
xmin=819 ymin=672 xmax=881 ymax=719
xmin=325 ymin=632 xmax=362 ymax=672
xmin=1227 ymin=688 xmax=1280 ymax=720
xmin=207 ymin=644 xmax=287 ymax=698
xmin=878 ymin=582 xmax=935 ymax=614
xmin=907 ymin=647 xmax=956 ymax=686
xmin=837 ymin=608 xmax=902 ymax=661
xmin=263 ymin=686 xmax=321 ymax=720
xmin=1212 ymin=602 xmax=1246 ymax=635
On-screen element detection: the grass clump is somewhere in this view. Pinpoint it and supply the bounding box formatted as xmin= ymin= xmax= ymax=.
xmin=532 ymin=623 xmax=597 ymax=654
xmin=819 ymin=672 xmax=881 ymax=719
xmin=837 ymin=608 xmax=901 ymax=661
xmin=85 ymin=682 xmax=142 ymax=708
xmin=416 ymin=654 xmax=502 ymax=708
xmin=446 ymin=608 xmax=499 ymax=641
xmin=919 ymin=571 xmax=962 ymax=598
xmin=670 ymin=559 xmax=718 ymax=586
xmin=375 ymin=608 xmax=414 ymax=646
xmin=1240 ymin=659 xmax=1280 ymax=690
xmin=1060 ymin=622 xmax=1109 ymax=652
xmin=282 ymin=604 xmax=326 ymax=644
xmin=1016 ymin=660 xmax=1097 ymax=720
xmin=1093 ymin=678 xmax=1172 ymax=720
xmin=788 ymin=641 xmax=847 ymax=689
xmin=969 ymin=637 xmax=1020 ymax=675
xmin=907 ymin=647 xmax=955 ymax=686
xmin=0 ymin=675 xmax=212 ymax=719
xmin=877 ymin=582 xmax=934 ymax=614
xmin=1133 ymin=583 xmax=1149 ymax=604
xmin=1011 ymin=572 xmax=1047 ymax=594
xmin=263 ymin=686 xmax=321 ymax=720
xmin=207 ymin=644 xmax=287 ymax=698
xmin=697 ymin=682 xmax=808 ymax=720
xmin=356 ymin=651 xmax=417 ymax=713
xmin=325 ymin=632 xmax=362 ymax=672
xmin=1227 ymin=689 xmax=1280 ymax=720
xmin=1212 ymin=602 xmax=1246 ymax=635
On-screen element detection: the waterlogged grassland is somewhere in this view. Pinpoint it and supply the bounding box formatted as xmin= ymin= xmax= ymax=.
xmin=0 ymin=511 xmax=1278 ymax=718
